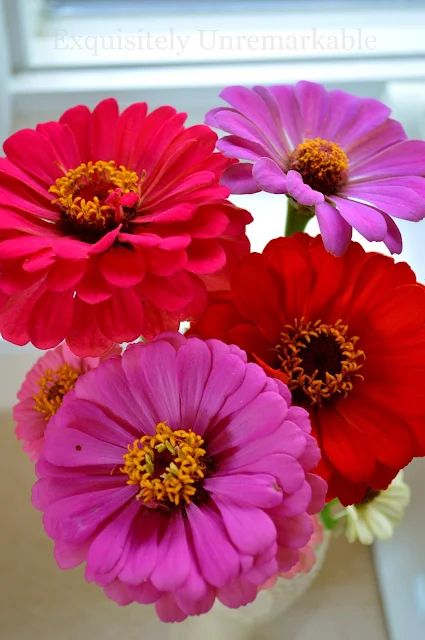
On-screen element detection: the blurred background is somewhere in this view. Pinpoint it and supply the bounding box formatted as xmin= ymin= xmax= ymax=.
xmin=0 ymin=1 xmax=425 ymax=639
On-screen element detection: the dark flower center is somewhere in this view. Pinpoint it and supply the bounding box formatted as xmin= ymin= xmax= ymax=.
xmin=275 ymin=318 xmax=365 ymax=406
xmin=359 ymin=487 xmax=381 ymax=505
xmin=49 ymin=160 xmax=142 ymax=243
xmin=290 ymin=137 xmax=349 ymax=195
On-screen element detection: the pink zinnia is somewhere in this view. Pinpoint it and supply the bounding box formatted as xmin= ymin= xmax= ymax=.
xmin=0 ymin=99 xmax=252 ymax=357
xmin=13 ymin=342 xmax=118 ymax=461
xmin=259 ymin=515 xmax=324 ymax=592
xmin=32 ymin=333 xmax=326 ymax=623
xmin=206 ymin=81 xmax=425 ymax=255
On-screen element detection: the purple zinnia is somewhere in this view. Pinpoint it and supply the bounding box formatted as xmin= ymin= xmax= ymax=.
xmin=32 ymin=332 xmax=326 ymax=623
xmin=206 ymin=81 xmax=425 ymax=255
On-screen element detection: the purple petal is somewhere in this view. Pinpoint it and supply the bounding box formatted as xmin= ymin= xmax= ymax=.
xmin=320 ymin=89 xmax=363 ymax=142
xmin=150 ymin=514 xmax=192 ymax=591
xmin=86 ymin=500 xmax=140 ymax=586
xmin=381 ymin=212 xmax=403 ymax=254
xmin=332 ymin=96 xmax=391 ymax=148
xmin=315 ymin=200 xmax=352 ymax=256
xmin=214 ymin=108 xmax=275 ymax=153
xmin=187 ymin=503 xmax=240 ymax=588
xmin=267 ymin=85 xmax=304 ymax=149
xmin=33 ymin=475 xmax=124 ymax=510
xmin=54 ymin=539 xmax=92 ymax=570
xmin=297 ymin=434 xmax=321 ymax=470
xmin=252 ymin=157 xmax=288 ymax=194
xmin=287 ymin=170 xmax=324 ymax=206
xmin=214 ymin=498 xmax=276 ymax=556
xmin=217 ymin=135 xmax=269 ymax=162
xmin=220 ymin=163 xmax=260 ymax=194
xmin=332 ymin=196 xmax=387 ymax=241
xmin=244 ymin=558 xmax=278 ymax=585
xmin=204 ymin=473 xmax=283 ymax=509
xmin=341 ymin=182 xmax=425 ymax=221
xmin=347 ymin=119 xmax=406 ymax=165
xmin=220 ymin=85 xmax=289 ymax=155
xmin=295 ymin=80 xmax=330 ymax=139
xmin=350 ymin=140 xmax=425 ymax=180
xmin=174 ymin=562 xmax=209 ymax=602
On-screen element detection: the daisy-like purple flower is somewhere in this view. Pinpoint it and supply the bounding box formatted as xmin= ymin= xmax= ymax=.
xmin=206 ymin=81 xmax=425 ymax=255
xmin=32 ymin=332 xmax=326 ymax=623
xmin=13 ymin=342 xmax=119 ymax=461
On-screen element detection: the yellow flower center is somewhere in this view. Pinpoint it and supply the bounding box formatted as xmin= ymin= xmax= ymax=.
xmin=290 ymin=137 xmax=349 ymax=195
xmin=276 ymin=318 xmax=365 ymax=406
xmin=121 ymin=422 xmax=207 ymax=507
xmin=33 ymin=363 xmax=81 ymax=420
xmin=49 ymin=160 xmax=141 ymax=241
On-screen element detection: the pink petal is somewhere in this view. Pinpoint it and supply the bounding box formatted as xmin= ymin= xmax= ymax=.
xmin=155 ymin=594 xmax=187 ymax=623
xmin=382 ymin=212 xmax=403 ymax=254
xmin=117 ymin=510 xmax=161 ymax=584
xmin=175 ymin=590 xmax=215 ymax=617
xmin=222 ymin=451 xmax=305 ymax=495
xmin=267 ymin=84 xmax=304 ymax=148
xmin=273 ymin=512 xmax=314 ymax=550
xmin=217 ymin=135 xmax=269 ymax=162
xmin=252 ymin=158 xmax=288 ymax=194
xmin=176 ymin=337 xmax=212 ymax=427
xmin=46 ymin=259 xmax=87 ymax=292
xmin=141 ymin=271 xmax=194 ymax=312
xmin=150 ymin=514 xmax=192 ymax=591
xmin=187 ymin=503 xmax=240 ymax=588
xmin=315 ymin=200 xmax=352 ymax=256
xmin=305 ymin=473 xmax=327 ymax=515
xmin=213 ymin=498 xmax=276 ymax=556
xmin=3 ymin=129 xmax=63 ymax=185
xmin=204 ymin=473 xmax=282 ymax=509
xmin=43 ymin=426 xmax=125 ymax=468
xmin=86 ymin=500 xmax=140 ymax=586
xmin=287 ymin=170 xmax=324 ymax=205
xmin=279 ymin=480 xmax=312 ymax=517
xmin=341 ymin=182 xmax=425 ymax=222
xmin=217 ymin=578 xmax=258 ymax=609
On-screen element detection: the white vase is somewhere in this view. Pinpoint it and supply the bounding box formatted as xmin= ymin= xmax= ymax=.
xmin=172 ymin=530 xmax=331 ymax=640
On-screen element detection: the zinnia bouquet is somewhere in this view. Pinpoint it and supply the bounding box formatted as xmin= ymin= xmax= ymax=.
xmin=4 ymin=81 xmax=424 ymax=624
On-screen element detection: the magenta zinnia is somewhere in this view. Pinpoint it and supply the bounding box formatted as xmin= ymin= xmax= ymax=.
xmin=13 ymin=342 xmax=119 ymax=461
xmin=0 ymin=99 xmax=252 ymax=356
xmin=32 ymin=333 xmax=326 ymax=622
xmin=206 ymin=81 xmax=425 ymax=255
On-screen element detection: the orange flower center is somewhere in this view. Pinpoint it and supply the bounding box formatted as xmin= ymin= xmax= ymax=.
xmin=33 ymin=363 xmax=81 ymax=420
xmin=121 ymin=422 xmax=208 ymax=507
xmin=49 ymin=160 xmax=142 ymax=242
xmin=275 ymin=318 xmax=365 ymax=406
xmin=290 ymin=137 xmax=349 ymax=195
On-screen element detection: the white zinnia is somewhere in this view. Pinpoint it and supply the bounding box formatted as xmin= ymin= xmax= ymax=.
xmin=344 ymin=471 xmax=411 ymax=545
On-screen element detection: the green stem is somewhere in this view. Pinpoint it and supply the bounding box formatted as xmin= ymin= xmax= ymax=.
xmin=284 ymin=198 xmax=314 ymax=237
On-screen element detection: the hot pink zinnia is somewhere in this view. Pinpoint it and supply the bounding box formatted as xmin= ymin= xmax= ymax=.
xmin=0 ymin=99 xmax=252 ymax=357
xmin=206 ymin=81 xmax=425 ymax=256
xmin=32 ymin=333 xmax=326 ymax=623
xmin=13 ymin=342 xmax=119 ymax=461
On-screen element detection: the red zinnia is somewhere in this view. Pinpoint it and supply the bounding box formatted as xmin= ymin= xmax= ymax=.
xmin=191 ymin=234 xmax=425 ymax=505
xmin=0 ymin=99 xmax=251 ymax=356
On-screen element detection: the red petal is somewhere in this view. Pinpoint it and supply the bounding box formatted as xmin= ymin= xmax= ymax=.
xmin=99 ymin=245 xmax=146 ymax=287
xmin=66 ymin=296 xmax=113 ymax=357
xmin=3 ymin=130 xmax=63 ymax=186
xmin=186 ymin=239 xmax=226 ymax=275
xmin=90 ymin=98 xmax=119 ymax=161
xmin=46 ymin=259 xmax=87 ymax=292
xmin=37 ymin=122 xmax=81 ymax=171
xmin=59 ymin=105 xmax=92 ymax=163
xmin=115 ymin=102 xmax=148 ymax=166
xmin=28 ymin=289 xmax=74 ymax=349
xmin=95 ymin=288 xmax=144 ymax=342
xmin=145 ymin=247 xmax=187 ymax=276
xmin=0 ymin=280 xmax=46 ymax=345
